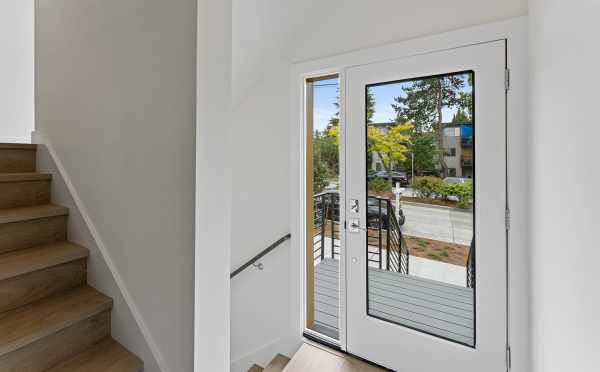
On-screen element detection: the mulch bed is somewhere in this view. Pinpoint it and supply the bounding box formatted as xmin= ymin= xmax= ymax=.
xmin=404 ymin=235 xmax=470 ymax=266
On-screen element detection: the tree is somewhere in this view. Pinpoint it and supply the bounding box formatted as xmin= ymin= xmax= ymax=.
xmin=366 ymin=88 xmax=375 ymax=124
xmin=367 ymin=123 xmax=413 ymax=185
xmin=391 ymin=74 xmax=471 ymax=176
xmin=402 ymin=133 xmax=438 ymax=176
xmin=451 ymin=108 xmax=470 ymax=123
xmin=313 ymin=156 xmax=329 ymax=194
xmin=328 ymin=122 xmax=412 ymax=185
xmin=329 ymin=88 xmax=374 ymax=126
xmin=313 ymin=130 xmax=339 ymax=178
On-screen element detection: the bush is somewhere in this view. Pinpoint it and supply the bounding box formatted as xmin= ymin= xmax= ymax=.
xmin=412 ymin=176 xmax=473 ymax=209
xmin=435 ymin=181 xmax=455 ymax=201
xmin=412 ymin=176 xmax=443 ymax=198
xmin=452 ymin=182 xmax=473 ymax=209
xmin=368 ymin=178 xmax=391 ymax=193
xmin=313 ymin=159 xmax=329 ymax=194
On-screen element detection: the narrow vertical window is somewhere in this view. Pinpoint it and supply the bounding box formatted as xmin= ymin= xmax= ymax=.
xmin=305 ymin=75 xmax=341 ymax=340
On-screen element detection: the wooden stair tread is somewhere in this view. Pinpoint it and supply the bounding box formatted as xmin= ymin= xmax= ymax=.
xmin=0 ymin=286 xmax=112 ymax=356
xmin=0 ymin=241 xmax=88 ymax=281
xmin=0 ymin=173 xmax=51 ymax=183
xmin=248 ymin=364 xmax=264 ymax=372
xmin=46 ymin=337 xmax=143 ymax=372
xmin=283 ymin=343 xmax=385 ymax=372
xmin=265 ymin=354 xmax=291 ymax=372
xmin=0 ymin=204 xmax=68 ymax=225
xmin=0 ymin=144 xmax=37 ymax=150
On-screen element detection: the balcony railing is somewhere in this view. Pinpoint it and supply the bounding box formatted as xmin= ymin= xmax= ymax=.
xmin=466 ymin=239 xmax=476 ymax=289
xmin=461 ymin=155 xmax=473 ymax=167
xmin=312 ymin=192 xmax=409 ymax=274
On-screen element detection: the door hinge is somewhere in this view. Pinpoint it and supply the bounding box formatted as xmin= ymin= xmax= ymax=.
xmin=505 ymin=68 xmax=510 ymax=91
xmin=344 ymin=220 xmax=347 ymax=230
xmin=505 ymin=208 xmax=511 ymax=230
xmin=506 ymin=345 xmax=512 ymax=370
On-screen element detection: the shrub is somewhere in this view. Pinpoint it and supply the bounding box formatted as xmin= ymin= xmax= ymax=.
xmin=413 ymin=176 xmax=473 ymax=209
xmin=313 ymin=159 xmax=329 ymax=194
xmin=412 ymin=176 xmax=443 ymax=198
xmin=453 ymin=181 xmax=473 ymax=209
xmin=435 ymin=181 xmax=455 ymax=201
xmin=368 ymin=178 xmax=391 ymax=193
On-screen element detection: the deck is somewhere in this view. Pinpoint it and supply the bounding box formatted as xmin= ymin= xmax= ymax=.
xmin=313 ymin=258 xmax=475 ymax=346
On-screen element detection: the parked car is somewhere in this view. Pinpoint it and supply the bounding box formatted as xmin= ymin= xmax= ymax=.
xmin=367 ymin=197 xmax=405 ymax=229
xmin=315 ymin=191 xmax=405 ymax=228
xmin=369 ymin=170 xmax=409 ymax=186
xmin=443 ymin=176 xmax=472 ymax=184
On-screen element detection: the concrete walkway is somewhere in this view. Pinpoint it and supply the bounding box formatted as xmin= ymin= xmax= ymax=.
xmin=319 ymin=238 xmax=467 ymax=287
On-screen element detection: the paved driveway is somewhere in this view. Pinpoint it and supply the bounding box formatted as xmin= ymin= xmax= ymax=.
xmin=400 ymin=203 xmax=473 ymax=245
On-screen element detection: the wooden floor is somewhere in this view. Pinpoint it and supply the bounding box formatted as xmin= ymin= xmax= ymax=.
xmin=313 ymin=258 xmax=474 ymax=346
xmin=283 ymin=343 xmax=385 ymax=372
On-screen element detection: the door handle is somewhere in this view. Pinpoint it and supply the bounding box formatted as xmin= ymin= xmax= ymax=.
xmin=349 ymin=218 xmax=367 ymax=233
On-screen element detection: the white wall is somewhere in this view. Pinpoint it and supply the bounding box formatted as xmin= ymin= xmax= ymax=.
xmin=35 ymin=1 xmax=197 ymax=372
xmin=231 ymin=0 xmax=528 ymax=368
xmin=0 ymin=0 xmax=34 ymax=143
xmin=35 ymin=143 xmax=161 ymax=372
xmin=529 ymin=1 xmax=600 ymax=371
xmin=195 ymin=0 xmax=232 ymax=371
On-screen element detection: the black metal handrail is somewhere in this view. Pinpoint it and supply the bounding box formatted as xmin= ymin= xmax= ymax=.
xmin=312 ymin=192 xmax=341 ymax=263
xmin=466 ymin=239 xmax=475 ymax=288
xmin=230 ymin=234 xmax=292 ymax=279
xmin=370 ymin=197 xmax=409 ymax=274
xmin=312 ymin=192 xmax=409 ymax=275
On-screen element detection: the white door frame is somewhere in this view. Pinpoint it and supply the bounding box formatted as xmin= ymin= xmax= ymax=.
xmin=290 ymin=16 xmax=528 ymax=372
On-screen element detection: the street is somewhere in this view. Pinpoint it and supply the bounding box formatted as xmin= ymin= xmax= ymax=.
xmin=400 ymin=202 xmax=473 ymax=246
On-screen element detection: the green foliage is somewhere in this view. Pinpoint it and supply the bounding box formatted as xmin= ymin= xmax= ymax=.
xmin=368 ymin=178 xmax=392 ymax=193
xmin=412 ymin=176 xmax=443 ymax=198
xmin=435 ymin=181 xmax=458 ymax=201
xmin=451 ymin=182 xmax=473 ymax=209
xmin=329 ymin=121 xmax=413 ymax=185
xmin=392 ymin=75 xmax=468 ymax=135
xmin=390 ymin=73 xmax=473 ymax=176
xmin=366 ymin=88 xmax=376 ymax=124
xmin=313 ymin=130 xmax=339 ymax=177
xmin=367 ymin=123 xmax=412 ymax=180
xmin=451 ymin=108 xmax=470 ymax=123
xmin=313 ymin=157 xmax=329 ymax=194
xmin=402 ymin=133 xmax=438 ymax=176
xmin=413 ymin=176 xmax=473 ymax=209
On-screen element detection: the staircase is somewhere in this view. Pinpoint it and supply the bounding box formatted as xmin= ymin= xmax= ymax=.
xmin=0 ymin=144 xmax=143 ymax=371
xmin=248 ymin=342 xmax=386 ymax=372
xmin=248 ymin=354 xmax=290 ymax=372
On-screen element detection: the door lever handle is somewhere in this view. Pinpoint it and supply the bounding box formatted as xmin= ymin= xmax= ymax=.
xmin=349 ymin=219 xmax=367 ymax=233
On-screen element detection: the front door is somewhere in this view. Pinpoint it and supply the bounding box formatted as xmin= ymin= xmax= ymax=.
xmin=345 ymin=41 xmax=507 ymax=371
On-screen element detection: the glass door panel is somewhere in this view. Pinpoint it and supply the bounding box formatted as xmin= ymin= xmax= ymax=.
xmin=365 ymin=71 xmax=475 ymax=346
xmin=305 ymin=75 xmax=342 ymax=341
xmin=346 ymin=40 xmax=507 ymax=372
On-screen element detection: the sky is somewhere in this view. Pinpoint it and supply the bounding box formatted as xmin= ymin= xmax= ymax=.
xmin=313 ymin=78 xmax=339 ymax=132
xmin=313 ymin=73 xmax=472 ymax=132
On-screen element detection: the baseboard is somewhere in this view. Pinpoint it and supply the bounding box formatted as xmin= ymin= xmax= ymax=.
xmin=0 ymin=136 xmax=31 ymax=144
xmin=231 ymin=334 xmax=302 ymax=372
xmin=31 ymin=130 xmax=170 ymax=372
